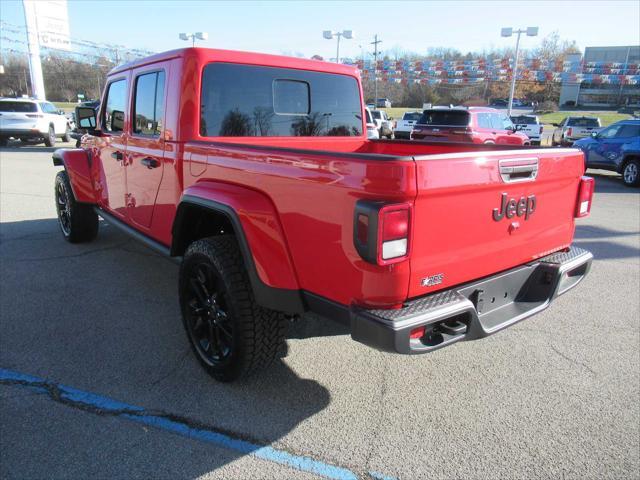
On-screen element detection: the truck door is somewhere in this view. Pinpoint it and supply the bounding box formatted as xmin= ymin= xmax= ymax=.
xmin=95 ymin=77 xmax=129 ymax=219
xmin=125 ymin=67 xmax=167 ymax=230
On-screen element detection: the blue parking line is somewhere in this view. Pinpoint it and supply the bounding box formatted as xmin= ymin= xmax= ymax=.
xmin=0 ymin=368 xmax=396 ymax=480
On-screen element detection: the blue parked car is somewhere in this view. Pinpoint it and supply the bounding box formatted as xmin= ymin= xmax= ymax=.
xmin=574 ymin=119 xmax=640 ymax=187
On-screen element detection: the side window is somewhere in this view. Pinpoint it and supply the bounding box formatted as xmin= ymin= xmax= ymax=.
xmin=133 ymin=71 xmax=166 ymax=136
xmin=489 ymin=114 xmax=503 ymax=130
xmin=41 ymin=102 xmax=57 ymax=114
xmin=103 ymin=79 xmax=127 ymax=133
xmin=598 ymin=125 xmax=621 ymax=139
xmin=477 ymin=113 xmax=491 ymax=129
xmin=617 ymin=125 xmax=640 ymax=138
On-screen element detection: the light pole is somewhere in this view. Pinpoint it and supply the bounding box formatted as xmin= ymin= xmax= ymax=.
xmin=322 ymin=30 xmax=354 ymax=63
xmin=501 ymin=26 xmax=538 ymax=116
xmin=371 ymin=35 xmax=382 ymax=108
xmin=179 ymin=32 xmax=209 ymax=47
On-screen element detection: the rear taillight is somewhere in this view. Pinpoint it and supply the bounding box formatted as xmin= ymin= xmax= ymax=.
xmin=575 ymin=176 xmax=594 ymax=218
xmin=354 ymin=201 xmax=412 ymax=265
xmin=566 ymin=128 xmax=573 ymax=137
xmin=26 ymin=114 xmax=43 ymax=118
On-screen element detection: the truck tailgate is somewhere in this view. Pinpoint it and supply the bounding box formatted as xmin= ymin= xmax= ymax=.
xmin=408 ymin=148 xmax=584 ymax=299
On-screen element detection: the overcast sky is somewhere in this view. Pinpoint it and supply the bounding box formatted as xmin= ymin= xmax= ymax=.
xmin=1 ymin=0 xmax=639 ymax=59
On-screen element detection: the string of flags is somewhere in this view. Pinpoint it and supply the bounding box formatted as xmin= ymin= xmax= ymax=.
xmin=344 ymin=59 xmax=640 ymax=85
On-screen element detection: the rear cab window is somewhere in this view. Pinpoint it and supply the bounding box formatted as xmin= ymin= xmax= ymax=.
xmin=417 ymin=110 xmax=469 ymax=126
xmin=402 ymin=112 xmax=421 ymax=121
xmin=511 ymin=116 xmax=538 ymax=125
xmin=567 ymin=117 xmax=600 ymax=127
xmin=0 ymin=101 xmax=37 ymax=113
xmin=200 ymin=63 xmax=363 ymax=137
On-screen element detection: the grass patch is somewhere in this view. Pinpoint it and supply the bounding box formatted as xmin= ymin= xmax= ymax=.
xmin=536 ymin=111 xmax=631 ymax=126
xmin=53 ymin=102 xmax=80 ymax=111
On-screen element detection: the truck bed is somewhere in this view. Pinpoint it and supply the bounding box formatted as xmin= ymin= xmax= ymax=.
xmin=183 ymin=138 xmax=585 ymax=308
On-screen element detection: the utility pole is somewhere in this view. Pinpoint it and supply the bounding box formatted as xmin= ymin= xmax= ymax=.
xmin=370 ymin=35 xmax=382 ymax=107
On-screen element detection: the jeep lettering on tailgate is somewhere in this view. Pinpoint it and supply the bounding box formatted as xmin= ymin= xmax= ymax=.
xmin=492 ymin=193 xmax=537 ymax=221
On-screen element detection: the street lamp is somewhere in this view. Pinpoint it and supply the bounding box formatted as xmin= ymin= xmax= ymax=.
xmin=179 ymin=32 xmax=209 ymax=47
xmin=322 ymin=30 xmax=354 ymax=63
xmin=501 ymin=26 xmax=538 ymax=115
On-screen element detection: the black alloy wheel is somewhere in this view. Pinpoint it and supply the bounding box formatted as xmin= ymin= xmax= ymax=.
xmin=184 ymin=261 xmax=234 ymax=366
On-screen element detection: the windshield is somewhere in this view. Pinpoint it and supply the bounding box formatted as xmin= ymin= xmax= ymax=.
xmin=511 ymin=116 xmax=538 ymax=125
xmin=402 ymin=112 xmax=422 ymax=121
xmin=365 ymin=109 xmax=373 ymax=123
xmin=417 ymin=110 xmax=469 ymax=126
xmin=567 ymin=117 xmax=600 ymax=127
xmin=0 ymin=101 xmax=37 ymax=113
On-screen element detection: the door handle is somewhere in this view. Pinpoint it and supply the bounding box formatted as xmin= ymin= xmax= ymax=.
xmin=111 ymin=151 xmax=124 ymax=161
xmin=141 ymin=157 xmax=160 ymax=169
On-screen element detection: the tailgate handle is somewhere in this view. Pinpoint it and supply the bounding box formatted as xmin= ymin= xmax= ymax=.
xmin=499 ymin=158 xmax=539 ymax=183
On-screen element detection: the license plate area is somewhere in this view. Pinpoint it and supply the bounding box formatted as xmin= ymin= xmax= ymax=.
xmin=458 ymin=265 xmax=537 ymax=317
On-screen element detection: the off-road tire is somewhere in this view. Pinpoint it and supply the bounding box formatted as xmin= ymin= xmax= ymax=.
xmin=179 ymin=236 xmax=287 ymax=382
xmin=54 ymin=171 xmax=99 ymax=243
xmin=44 ymin=125 xmax=56 ymax=147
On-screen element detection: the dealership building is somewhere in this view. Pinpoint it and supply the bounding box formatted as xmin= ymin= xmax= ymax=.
xmin=559 ymin=45 xmax=640 ymax=107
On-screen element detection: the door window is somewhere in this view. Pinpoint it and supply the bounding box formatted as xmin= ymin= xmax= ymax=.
xmin=133 ymin=71 xmax=166 ymax=136
xmin=597 ymin=125 xmax=622 ymax=139
xmin=477 ymin=113 xmax=492 ymax=129
xmin=489 ymin=114 xmax=504 ymax=130
xmin=103 ymin=79 xmax=127 ymax=133
xmin=617 ymin=124 xmax=640 ymax=138
xmin=40 ymin=102 xmax=58 ymax=114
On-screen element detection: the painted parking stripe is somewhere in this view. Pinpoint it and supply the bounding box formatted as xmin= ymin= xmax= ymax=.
xmin=0 ymin=368 xmax=395 ymax=480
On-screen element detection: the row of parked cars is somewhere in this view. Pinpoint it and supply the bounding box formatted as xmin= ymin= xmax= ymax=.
xmin=366 ymin=106 xmax=537 ymax=145
xmin=364 ymin=105 xmax=640 ymax=187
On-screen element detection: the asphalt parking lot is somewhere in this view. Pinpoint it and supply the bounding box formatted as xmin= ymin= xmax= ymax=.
xmin=1 ymin=143 xmax=639 ymax=479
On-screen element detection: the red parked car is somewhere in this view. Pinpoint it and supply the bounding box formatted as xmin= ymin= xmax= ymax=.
xmin=54 ymin=48 xmax=592 ymax=382
xmin=410 ymin=107 xmax=531 ymax=145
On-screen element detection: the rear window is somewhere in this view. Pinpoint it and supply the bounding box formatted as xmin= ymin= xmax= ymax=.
xmin=511 ymin=116 xmax=538 ymax=125
xmin=200 ymin=63 xmax=362 ymax=137
xmin=402 ymin=112 xmax=421 ymax=121
xmin=567 ymin=117 xmax=600 ymax=127
xmin=417 ymin=110 xmax=469 ymax=126
xmin=0 ymin=101 xmax=37 ymax=113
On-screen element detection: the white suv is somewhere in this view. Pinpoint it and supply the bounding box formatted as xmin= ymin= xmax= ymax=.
xmin=0 ymin=98 xmax=71 ymax=147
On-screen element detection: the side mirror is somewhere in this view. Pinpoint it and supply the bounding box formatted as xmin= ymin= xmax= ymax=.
xmin=58 ymin=109 xmax=65 ymax=115
xmin=591 ymin=131 xmax=599 ymax=138
xmin=75 ymin=106 xmax=97 ymax=130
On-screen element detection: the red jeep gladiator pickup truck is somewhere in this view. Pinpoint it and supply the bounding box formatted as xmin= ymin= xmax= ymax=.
xmin=53 ymin=48 xmax=594 ymax=382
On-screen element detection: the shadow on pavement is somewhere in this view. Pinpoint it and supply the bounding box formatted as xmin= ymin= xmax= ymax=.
xmin=589 ymin=170 xmax=638 ymax=194
xmin=0 ymin=218 xmax=333 ymax=478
